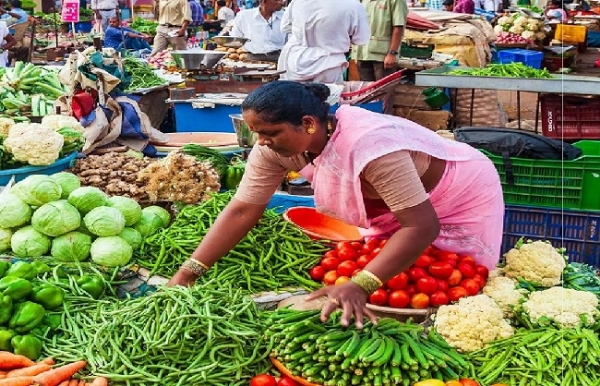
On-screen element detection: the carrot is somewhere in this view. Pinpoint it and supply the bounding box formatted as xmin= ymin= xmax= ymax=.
xmin=57 ymin=381 xmax=70 ymax=386
xmin=38 ymin=359 xmax=55 ymax=366
xmin=7 ymin=364 xmax=52 ymax=378
xmin=0 ymin=371 xmax=6 ymax=375
xmin=0 ymin=375 xmax=35 ymax=385
xmin=0 ymin=352 xmax=36 ymax=370
xmin=68 ymin=380 xmax=79 ymax=386
xmin=89 ymin=378 xmax=108 ymax=386
xmin=32 ymin=361 xmax=87 ymax=386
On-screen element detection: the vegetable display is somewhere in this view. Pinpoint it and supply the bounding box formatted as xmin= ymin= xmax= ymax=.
xmin=494 ymin=14 xmax=546 ymax=42
xmin=128 ymin=18 xmax=158 ymax=35
xmin=448 ymin=63 xmax=553 ymax=78
xmin=122 ymin=57 xmax=167 ymax=93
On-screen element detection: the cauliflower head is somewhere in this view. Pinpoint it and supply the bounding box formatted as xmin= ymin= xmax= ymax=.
xmin=513 ymin=16 xmax=528 ymax=26
xmin=526 ymin=20 xmax=539 ymax=32
xmin=503 ymin=240 xmax=566 ymax=287
xmin=494 ymin=25 xmax=504 ymax=35
xmin=497 ymin=16 xmax=512 ymax=26
xmin=0 ymin=117 xmax=15 ymax=139
xmin=483 ymin=276 xmax=526 ymax=318
xmin=521 ymin=30 xmax=535 ymax=40
xmin=4 ymin=123 xmax=64 ymax=166
xmin=41 ymin=114 xmax=84 ymax=133
xmin=522 ymin=287 xmax=599 ymax=328
xmin=433 ymin=294 xmax=514 ymax=353
xmin=509 ymin=25 xmax=525 ymax=35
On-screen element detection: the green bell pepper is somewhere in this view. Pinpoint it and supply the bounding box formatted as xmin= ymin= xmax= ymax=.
xmin=0 ymin=295 xmax=13 ymax=324
xmin=31 ymin=283 xmax=64 ymax=310
xmin=0 ymin=328 xmax=15 ymax=351
xmin=76 ymin=275 xmax=105 ymax=299
xmin=0 ymin=261 xmax=10 ymax=278
xmin=5 ymin=261 xmax=37 ymax=280
xmin=31 ymin=261 xmax=51 ymax=276
xmin=41 ymin=314 xmax=61 ymax=329
xmin=223 ymin=164 xmax=245 ymax=190
xmin=11 ymin=334 xmax=42 ymax=360
xmin=9 ymin=301 xmax=45 ymax=333
xmin=0 ymin=276 xmax=32 ymax=301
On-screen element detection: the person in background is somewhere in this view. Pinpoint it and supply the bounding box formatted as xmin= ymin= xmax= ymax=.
xmin=104 ymin=15 xmax=152 ymax=50
xmin=167 ymin=81 xmax=504 ymax=328
xmin=204 ymin=0 xmax=215 ymax=18
xmin=230 ymin=0 xmax=285 ymax=63
xmin=545 ymin=0 xmax=567 ymax=22
xmin=442 ymin=0 xmax=454 ymax=11
xmin=188 ymin=0 xmax=204 ymax=33
xmin=91 ymin=0 xmax=119 ymax=33
xmin=150 ymin=0 xmax=192 ymax=56
xmin=0 ymin=0 xmax=27 ymax=26
xmin=426 ymin=0 xmax=444 ymax=10
xmin=454 ymin=0 xmax=474 ymax=13
xmin=0 ymin=21 xmax=16 ymax=66
xmin=475 ymin=0 xmax=501 ymax=12
xmin=277 ymin=0 xmax=370 ymax=83
xmin=217 ymin=0 xmax=235 ymax=24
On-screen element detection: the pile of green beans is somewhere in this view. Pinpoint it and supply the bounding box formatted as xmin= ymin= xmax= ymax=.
xmin=466 ymin=326 xmax=600 ymax=386
xmin=37 ymin=284 xmax=273 ymax=385
xmin=449 ymin=63 xmax=553 ymax=79
xmin=137 ymin=192 xmax=329 ymax=292
xmin=123 ymin=57 xmax=168 ymax=92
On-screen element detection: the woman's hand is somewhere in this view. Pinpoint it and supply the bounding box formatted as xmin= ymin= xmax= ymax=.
xmin=166 ymin=268 xmax=198 ymax=287
xmin=305 ymin=281 xmax=378 ymax=329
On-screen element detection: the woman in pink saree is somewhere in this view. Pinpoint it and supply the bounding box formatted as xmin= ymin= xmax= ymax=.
xmin=168 ymin=81 xmax=504 ymax=327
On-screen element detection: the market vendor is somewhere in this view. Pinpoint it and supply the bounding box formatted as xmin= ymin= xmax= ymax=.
xmin=0 ymin=20 xmax=16 ymax=67
xmin=104 ymin=16 xmax=152 ymax=51
xmin=229 ymin=0 xmax=286 ymax=63
xmin=0 ymin=1 xmax=27 ymax=26
xmin=168 ymin=81 xmax=504 ymax=327
xmin=545 ymin=0 xmax=567 ymax=23
xmin=149 ymin=0 xmax=192 ymax=56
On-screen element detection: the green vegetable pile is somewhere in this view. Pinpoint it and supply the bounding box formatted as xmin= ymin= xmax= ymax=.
xmin=563 ymin=262 xmax=600 ymax=298
xmin=449 ymin=63 xmax=553 ymax=79
xmin=265 ymin=308 xmax=470 ymax=386
xmin=181 ymin=143 xmax=232 ymax=178
xmin=138 ymin=192 xmax=328 ymax=292
xmin=122 ymin=57 xmax=167 ymax=92
xmin=129 ymin=17 xmax=159 ymax=35
xmin=38 ymin=284 xmax=272 ymax=385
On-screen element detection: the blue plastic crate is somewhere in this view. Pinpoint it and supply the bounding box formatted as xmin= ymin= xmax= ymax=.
xmin=498 ymin=49 xmax=543 ymax=69
xmin=502 ymin=205 xmax=600 ymax=267
xmin=0 ymin=152 xmax=79 ymax=186
xmin=172 ymin=102 xmax=241 ymax=133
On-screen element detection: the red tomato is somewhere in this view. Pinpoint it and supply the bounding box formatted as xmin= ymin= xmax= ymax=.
xmin=308 ymin=266 xmax=325 ymax=281
xmin=335 ymin=276 xmax=350 ymax=285
xmin=408 ymin=267 xmax=428 ymax=282
xmin=386 ymin=272 xmax=409 ymax=291
xmin=370 ymin=247 xmax=382 ymax=257
xmin=278 ymin=377 xmax=300 ymax=386
xmin=410 ymin=293 xmax=430 ymax=309
xmin=323 ymin=270 xmax=339 ymax=285
xmin=416 ymin=276 xmax=438 ymax=294
xmin=337 ymin=247 xmax=358 ymax=262
xmin=459 ymin=379 xmax=480 ymax=386
xmin=379 ymin=239 xmax=389 ymax=247
xmin=446 ymin=381 xmax=463 ymax=386
xmin=414 ymin=255 xmax=436 ymax=268
xmin=336 ymin=241 xmax=353 ymax=251
xmin=448 ymin=286 xmax=469 ymax=302
xmin=350 ymin=241 xmax=363 ymax=250
xmin=361 ymin=239 xmax=379 ymax=254
xmin=337 ymin=260 xmax=358 ymax=277
xmin=437 ymin=251 xmax=459 ymax=261
xmin=475 ymin=265 xmax=489 ymax=279
xmin=351 ymin=269 xmax=361 ymax=277
xmin=405 ymin=284 xmax=417 ymax=297
xmin=459 ymin=256 xmax=476 ymax=266
xmin=250 ymin=374 xmax=277 ymax=386
xmin=323 ymin=250 xmax=337 ymax=259
xmin=321 ymin=257 xmax=340 ymax=272
xmin=445 ymin=259 xmax=458 ymax=268
xmin=369 ymin=288 xmax=389 ymax=306
xmin=447 ymin=269 xmax=463 ymax=286
xmin=458 ymin=262 xmax=476 ymax=279
xmin=436 ymin=279 xmax=449 ymax=292
xmin=428 ymin=262 xmax=454 ymax=279
xmin=356 ymin=255 xmax=372 ymax=269
xmin=423 ymin=246 xmax=437 ymax=256
xmin=460 ymin=279 xmax=480 ymax=296
xmin=388 ymin=290 xmax=410 ymax=308
xmin=430 ymin=290 xmax=449 ymax=307
xmin=471 ymin=274 xmax=486 ymax=289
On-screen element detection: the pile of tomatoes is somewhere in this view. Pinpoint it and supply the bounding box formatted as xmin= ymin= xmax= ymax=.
xmin=308 ymin=240 xmax=490 ymax=309
xmin=250 ymin=374 xmax=298 ymax=386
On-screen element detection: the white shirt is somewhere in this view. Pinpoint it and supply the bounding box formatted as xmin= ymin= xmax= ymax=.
xmin=476 ymin=0 xmax=500 ymax=11
xmin=230 ymin=8 xmax=286 ymax=54
xmin=91 ymin=0 xmax=119 ymax=10
xmin=0 ymin=22 xmax=9 ymax=67
xmin=277 ymin=0 xmax=370 ymax=81
xmin=218 ymin=6 xmax=235 ymax=23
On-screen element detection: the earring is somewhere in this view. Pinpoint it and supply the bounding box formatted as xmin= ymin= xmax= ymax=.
xmin=307 ymin=126 xmax=316 ymax=134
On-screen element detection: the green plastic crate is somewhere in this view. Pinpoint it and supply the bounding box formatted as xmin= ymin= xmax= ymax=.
xmin=482 ymin=140 xmax=600 ymax=211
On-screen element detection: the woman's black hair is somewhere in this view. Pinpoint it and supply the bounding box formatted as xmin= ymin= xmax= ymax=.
xmin=241 ymin=81 xmax=331 ymax=126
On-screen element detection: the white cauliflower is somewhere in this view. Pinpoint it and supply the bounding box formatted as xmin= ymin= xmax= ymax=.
xmin=521 ymin=30 xmax=536 ymax=40
xmin=0 ymin=117 xmax=14 ymax=138
xmin=4 ymin=123 xmax=64 ymax=166
xmin=503 ymin=240 xmax=566 ymax=287
xmin=41 ymin=114 xmax=84 ymax=133
xmin=494 ymin=25 xmax=504 ymax=35
xmin=509 ymin=25 xmax=525 ymax=35
xmin=483 ymin=276 xmax=526 ymax=318
xmin=433 ymin=294 xmax=515 ymax=353
xmin=497 ymin=16 xmax=512 ymax=26
xmin=522 ymin=287 xmax=599 ymax=328
xmin=513 ymin=16 xmax=528 ymax=27
xmin=526 ymin=20 xmax=539 ymax=32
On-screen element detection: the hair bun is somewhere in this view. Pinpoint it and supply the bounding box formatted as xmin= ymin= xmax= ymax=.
xmin=303 ymin=83 xmax=331 ymax=103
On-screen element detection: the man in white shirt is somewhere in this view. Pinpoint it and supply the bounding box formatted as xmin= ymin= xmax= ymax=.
xmin=217 ymin=0 xmax=235 ymax=24
xmin=90 ymin=0 xmax=119 ymax=33
xmin=0 ymin=21 xmax=16 ymax=67
xmin=476 ymin=0 xmax=501 ymax=12
xmin=230 ymin=0 xmax=285 ymax=63
xmin=277 ymin=0 xmax=370 ymax=82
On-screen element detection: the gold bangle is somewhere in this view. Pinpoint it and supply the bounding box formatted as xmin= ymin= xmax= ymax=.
xmin=181 ymin=259 xmax=209 ymax=277
xmin=351 ymin=271 xmax=382 ymax=295
xmin=361 ymin=270 xmax=384 ymax=287
xmin=191 ymin=258 xmax=210 ymax=270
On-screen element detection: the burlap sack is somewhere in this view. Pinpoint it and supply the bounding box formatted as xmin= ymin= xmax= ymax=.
xmin=453 ymin=89 xmax=506 ymax=128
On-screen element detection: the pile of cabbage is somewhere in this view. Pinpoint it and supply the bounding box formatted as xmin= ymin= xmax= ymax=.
xmin=0 ymin=173 xmax=170 ymax=267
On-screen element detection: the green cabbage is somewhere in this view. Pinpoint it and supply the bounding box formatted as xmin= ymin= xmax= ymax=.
xmin=0 ymin=193 xmax=32 ymax=228
xmin=11 ymin=175 xmax=62 ymax=206
xmin=10 ymin=225 xmax=51 ymax=258
xmin=50 ymin=172 xmax=81 ymax=199
xmin=133 ymin=210 xmax=164 ymax=238
xmin=84 ymin=206 xmax=126 ymax=237
xmin=0 ymin=228 xmax=11 ymax=252
xmin=142 ymin=206 xmax=171 ymax=227
xmin=107 ymin=196 xmax=142 ymax=226
xmin=90 ymin=236 xmax=133 ymax=267
xmin=118 ymin=227 xmax=143 ymax=250
xmin=50 ymin=231 xmax=92 ymax=261
xmin=67 ymin=187 xmax=109 ymax=214
xmin=31 ymin=200 xmax=81 ymax=237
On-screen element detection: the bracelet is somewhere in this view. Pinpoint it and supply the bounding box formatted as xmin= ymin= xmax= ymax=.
xmin=351 ymin=270 xmax=383 ymax=295
xmin=181 ymin=259 xmax=210 ymax=277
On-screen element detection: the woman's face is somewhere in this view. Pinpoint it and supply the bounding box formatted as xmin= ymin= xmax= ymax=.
xmin=243 ymin=110 xmax=313 ymax=157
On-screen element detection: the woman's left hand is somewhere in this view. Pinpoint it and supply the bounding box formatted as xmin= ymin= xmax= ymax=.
xmin=305 ymin=281 xmax=378 ymax=329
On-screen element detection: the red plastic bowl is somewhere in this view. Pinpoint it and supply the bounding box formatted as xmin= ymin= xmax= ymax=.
xmin=282 ymin=207 xmax=362 ymax=242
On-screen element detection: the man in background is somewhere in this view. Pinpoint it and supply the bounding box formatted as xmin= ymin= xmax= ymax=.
xmin=217 ymin=0 xmax=235 ymax=24
xmin=104 ymin=15 xmax=152 ymax=50
xmin=0 ymin=0 xmax=27 ymax=26
xmin=150 ymin=0 xmax=191 ymax=56
xmin=91 ymin=0 xmax=119 ymax=33
xmin=442 ymin=0 xmax=454 ymax=11
xmin=188 ymin=0 xmax=204 ymax=35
